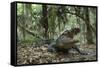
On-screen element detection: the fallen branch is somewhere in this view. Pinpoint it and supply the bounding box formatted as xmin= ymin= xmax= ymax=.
xmin=18 ymin=24 xmax=45 ymax=40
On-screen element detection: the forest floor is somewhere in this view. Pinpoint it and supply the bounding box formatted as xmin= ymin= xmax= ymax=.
xmin=17 ymin=43 xmax=97 ymax=65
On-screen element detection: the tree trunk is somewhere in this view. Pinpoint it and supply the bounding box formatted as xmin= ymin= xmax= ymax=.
xmin=22 ymin=4 xmax=26 ymax=40
xmin=85 ymin=8 xmax=94 ymax=44
xmin=42 ymin=5 xmax=49 ymax=39
xmin=22 ymin=4 xmax=32 ymax=40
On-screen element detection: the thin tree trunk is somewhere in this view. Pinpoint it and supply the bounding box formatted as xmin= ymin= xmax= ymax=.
xmin=85 ymin=8 xmax=94 ymax=44
xmin=42 ymin=5 xmax=49 ymax=39
xmin=22 ymin=4 xmax=26 ymax=40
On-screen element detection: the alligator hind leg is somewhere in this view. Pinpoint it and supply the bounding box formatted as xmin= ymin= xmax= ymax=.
xmin=72 ymin=46 xmax=87 ymax=55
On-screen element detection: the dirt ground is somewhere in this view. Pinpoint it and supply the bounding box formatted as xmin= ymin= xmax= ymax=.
xmin=17 ymin=44 xmax=97 ymax=65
